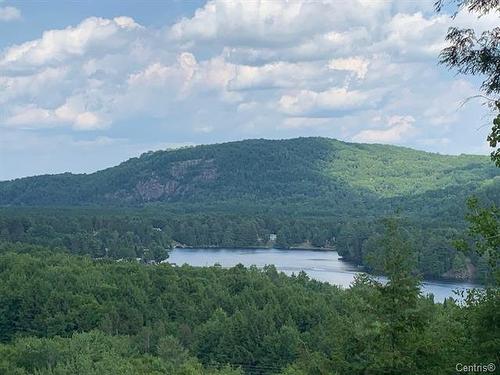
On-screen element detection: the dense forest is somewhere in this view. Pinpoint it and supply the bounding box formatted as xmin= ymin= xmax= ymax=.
xmin=1 ymin=0 xmax=499 ymax=372
xmin=0 ymin=237 xmax=498 ymax=375
xmin=0 ymin=205 xmax=493 ymax=281
xmin=0 ymin=138 xmax=498 ymax=280
xmin=0 ymin=144 xmax=493 ymax=372
xmin=1 ymin=138 xmax=498 ymax=209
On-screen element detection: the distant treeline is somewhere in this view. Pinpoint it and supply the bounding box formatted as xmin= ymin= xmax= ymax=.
xmin=0 ymin=138 xmax=498 ymax=281
xmin=0 ymin=207 xmax=492 ymax=281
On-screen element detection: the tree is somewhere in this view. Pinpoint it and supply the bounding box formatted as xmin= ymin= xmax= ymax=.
xmin=354 ymin=218 xmax=425 ymax=374
xmin=436 ymin=0 xmax=500 ymax=165
xmin=456 ymin=197 xmax=500 ymax=284
xmin=157 ymin=335 xmax=190 ymax=368
xmin=437 ymin=0 xmax=499 ymax=284
xmin=437 ymin=5 xmax=500 ymax=368
xmin=276 ymin=228 xmax=291 ymax=249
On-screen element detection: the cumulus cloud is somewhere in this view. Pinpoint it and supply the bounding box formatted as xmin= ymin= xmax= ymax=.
xmin=119 ymin=53 xmax=238 ymax=118
xmin=328 ymin=57 xmax=369 ymax=79
xmin=127 ymin=53 xmax=199 ymax=94
xmin=6 ymin=102 xmax=107 ymax=130
xmin=0 ymin=67 xmax=69 ymax=105
xmin=0 ymin=16 xmax=142 ymax=69
xmin=375 ymin=12 xmax=449 ymax=58
xmin=221 ymin=29 xmax=368 ymax=65
xmin=54 ymin=98 xmax=108 ymax=130
xmin=228 ymin=61 xmax=325 ymax=91
xmin=0 ymin=0 xmax=493 ymax=179
xmin=169 ymin=1 xmax=454 ymax=64
xmin=279 ymin=88 xmax=371 ymax=116
xmin=170 ymin=0 xmax=336 ymax=46
xmin=0 ymin=6 xmax=20 ymax=21
xmin=6 ymin=107 xmax=58 ymax=128
xmin=352 ymin=115 xmax=416 ymax=143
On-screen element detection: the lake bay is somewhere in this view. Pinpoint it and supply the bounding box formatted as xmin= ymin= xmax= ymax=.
xmin=168 ymin=247 xmax=481 ymax=303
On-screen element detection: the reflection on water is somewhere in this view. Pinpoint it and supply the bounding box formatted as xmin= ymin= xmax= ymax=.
xmin=168 ymin=248 xmax=481 ymax=303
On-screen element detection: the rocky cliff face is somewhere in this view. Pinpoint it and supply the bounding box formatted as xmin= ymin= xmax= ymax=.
xmin=136 ymin=179 xmax=169 ymax=201
xmin=442 ymin=258 xmax=476 ymax=280
xmin=133 ymin=158 xmax=218 ymax=202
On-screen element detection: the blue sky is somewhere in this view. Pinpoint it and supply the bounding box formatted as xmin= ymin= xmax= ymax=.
xmin=0 ymin=0 xmax=498 ymax=180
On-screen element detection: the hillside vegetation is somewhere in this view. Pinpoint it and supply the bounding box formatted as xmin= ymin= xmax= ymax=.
xmin=1 ymin=137 xmax=497 ymax=207
xmin=0 ymin=138 xmax=498 ymax=280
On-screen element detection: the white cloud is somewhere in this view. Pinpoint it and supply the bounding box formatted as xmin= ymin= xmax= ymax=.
xmin=328 ymin=57 xmax=369 ymax=79
xmin=5 ymin=107 xmax=59 ymax=128
xmin=0 ymin=0 xmax=494 ymax=178
xmin=376 ymin=12 xmax=448 ymax=58
xmin=170 ymin=0 xmax=336 ymax=46
xmin=5 ymin=98 xmax=108 ymax=130
xmin=0 ymin=6 xmax=20 ymax=21
xmin=279 ymin=88 xmax=370 ymax=116
xmin=0 ymin=6 xmax=464 ymax=135
xmin=126 ymin=53 xmax=235 ymax=93
xmin=120 ymin=53 xmax=237 ymax=116
xmin=279 ymin=117 xmax=332 ymax=130
xmin=352 ymin=115 xmax=416 ymax=143
xmin=221 ymin=29 xmax=366 ymax=65
xmin=422 ymin=79 xmax=477 ymax=126
xmin=54 ymin=98 xmax=107 ymax=130
xmin=127 ymin=54 xmax=198 ymax=97
xmin=169 ymin=0 xmax=451 ymax=64
xmin=237 ymin=101 xmax=258 ymax=112
xmin=0 ymin=67 xmax=69 ymax=105
xmin=453 ymin=6 xmax=500 ymax=33
xmin=0 ymin=16 xmax=142 ymax=68
xmin=228 ymin=61 xmax=324 ymax=91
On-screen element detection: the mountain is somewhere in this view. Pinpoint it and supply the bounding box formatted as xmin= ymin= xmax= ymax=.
xmin=1 ymin=137 xmax=498 ymax=211
xmin=1 ymin=137 xmax=498 ymax=280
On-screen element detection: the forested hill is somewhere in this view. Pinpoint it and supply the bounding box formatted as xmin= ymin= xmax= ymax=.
xmin=0 ymin=137 xmax=498 ymax=210
xmin=1 ymin=137 xmax=498 ymax=280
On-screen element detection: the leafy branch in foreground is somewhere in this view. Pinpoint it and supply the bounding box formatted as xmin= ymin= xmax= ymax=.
xmin=436 ymin=0 xmax=500 ymax=165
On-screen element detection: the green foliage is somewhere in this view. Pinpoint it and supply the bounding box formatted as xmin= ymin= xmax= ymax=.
xmin=0 ymin=138 xmax=497 ymax=207
xmin=0 ymin=209 xmax=172 ymax=261
xmin=433 ymin=5 xmax=500 ymax=365
xmin=0 ymin=247 xmax=496 ymax=374
xmin=0 ymin=330 xmax=242 ymax=375
xmin=0 ymin=138 xmax=497 ymax=279
xmin=0 ymin=138 xmax=498 ymax=279
xmin=489 ymin=110 xmax=500 ymax=167
xmin=0 ymin=205 xmax=493 ymax=280
xmin=339 ymin=220 xmax=425 ymax=374
xmin=460 ymin=288 xmax=500 ymax=366
xmin=436 ymin=0 xmax=500 ymax=165
xmin=455 ymin=197 xmax=499 ymax=284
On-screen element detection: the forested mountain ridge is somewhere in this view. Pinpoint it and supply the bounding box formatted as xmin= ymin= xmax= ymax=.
xmin=0 ymin=137 xmax=498 ymax=208
xmin=0 ymin=137 xmax=497 ymax=281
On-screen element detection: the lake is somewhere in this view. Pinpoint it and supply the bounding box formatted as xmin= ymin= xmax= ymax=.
xmin=168 ymin=247 xmax=481 ymax=303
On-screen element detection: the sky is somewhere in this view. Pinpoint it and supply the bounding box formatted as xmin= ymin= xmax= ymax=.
xmin=0 ymin=0 xmax=498 ymax=181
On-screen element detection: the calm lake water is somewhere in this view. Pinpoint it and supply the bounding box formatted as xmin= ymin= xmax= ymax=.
xmin=168 ymin=248 xmax=481 ymax=303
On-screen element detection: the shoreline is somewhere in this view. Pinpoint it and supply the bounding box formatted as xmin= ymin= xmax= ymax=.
xmin=172 ymin=245 xmax=336 ymax=251
xmin=170 ymin=246 xmax=482 ymax=285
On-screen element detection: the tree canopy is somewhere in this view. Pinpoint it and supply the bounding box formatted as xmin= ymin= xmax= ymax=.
xmin=436 ymin=0 xmax=500 ymax=165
